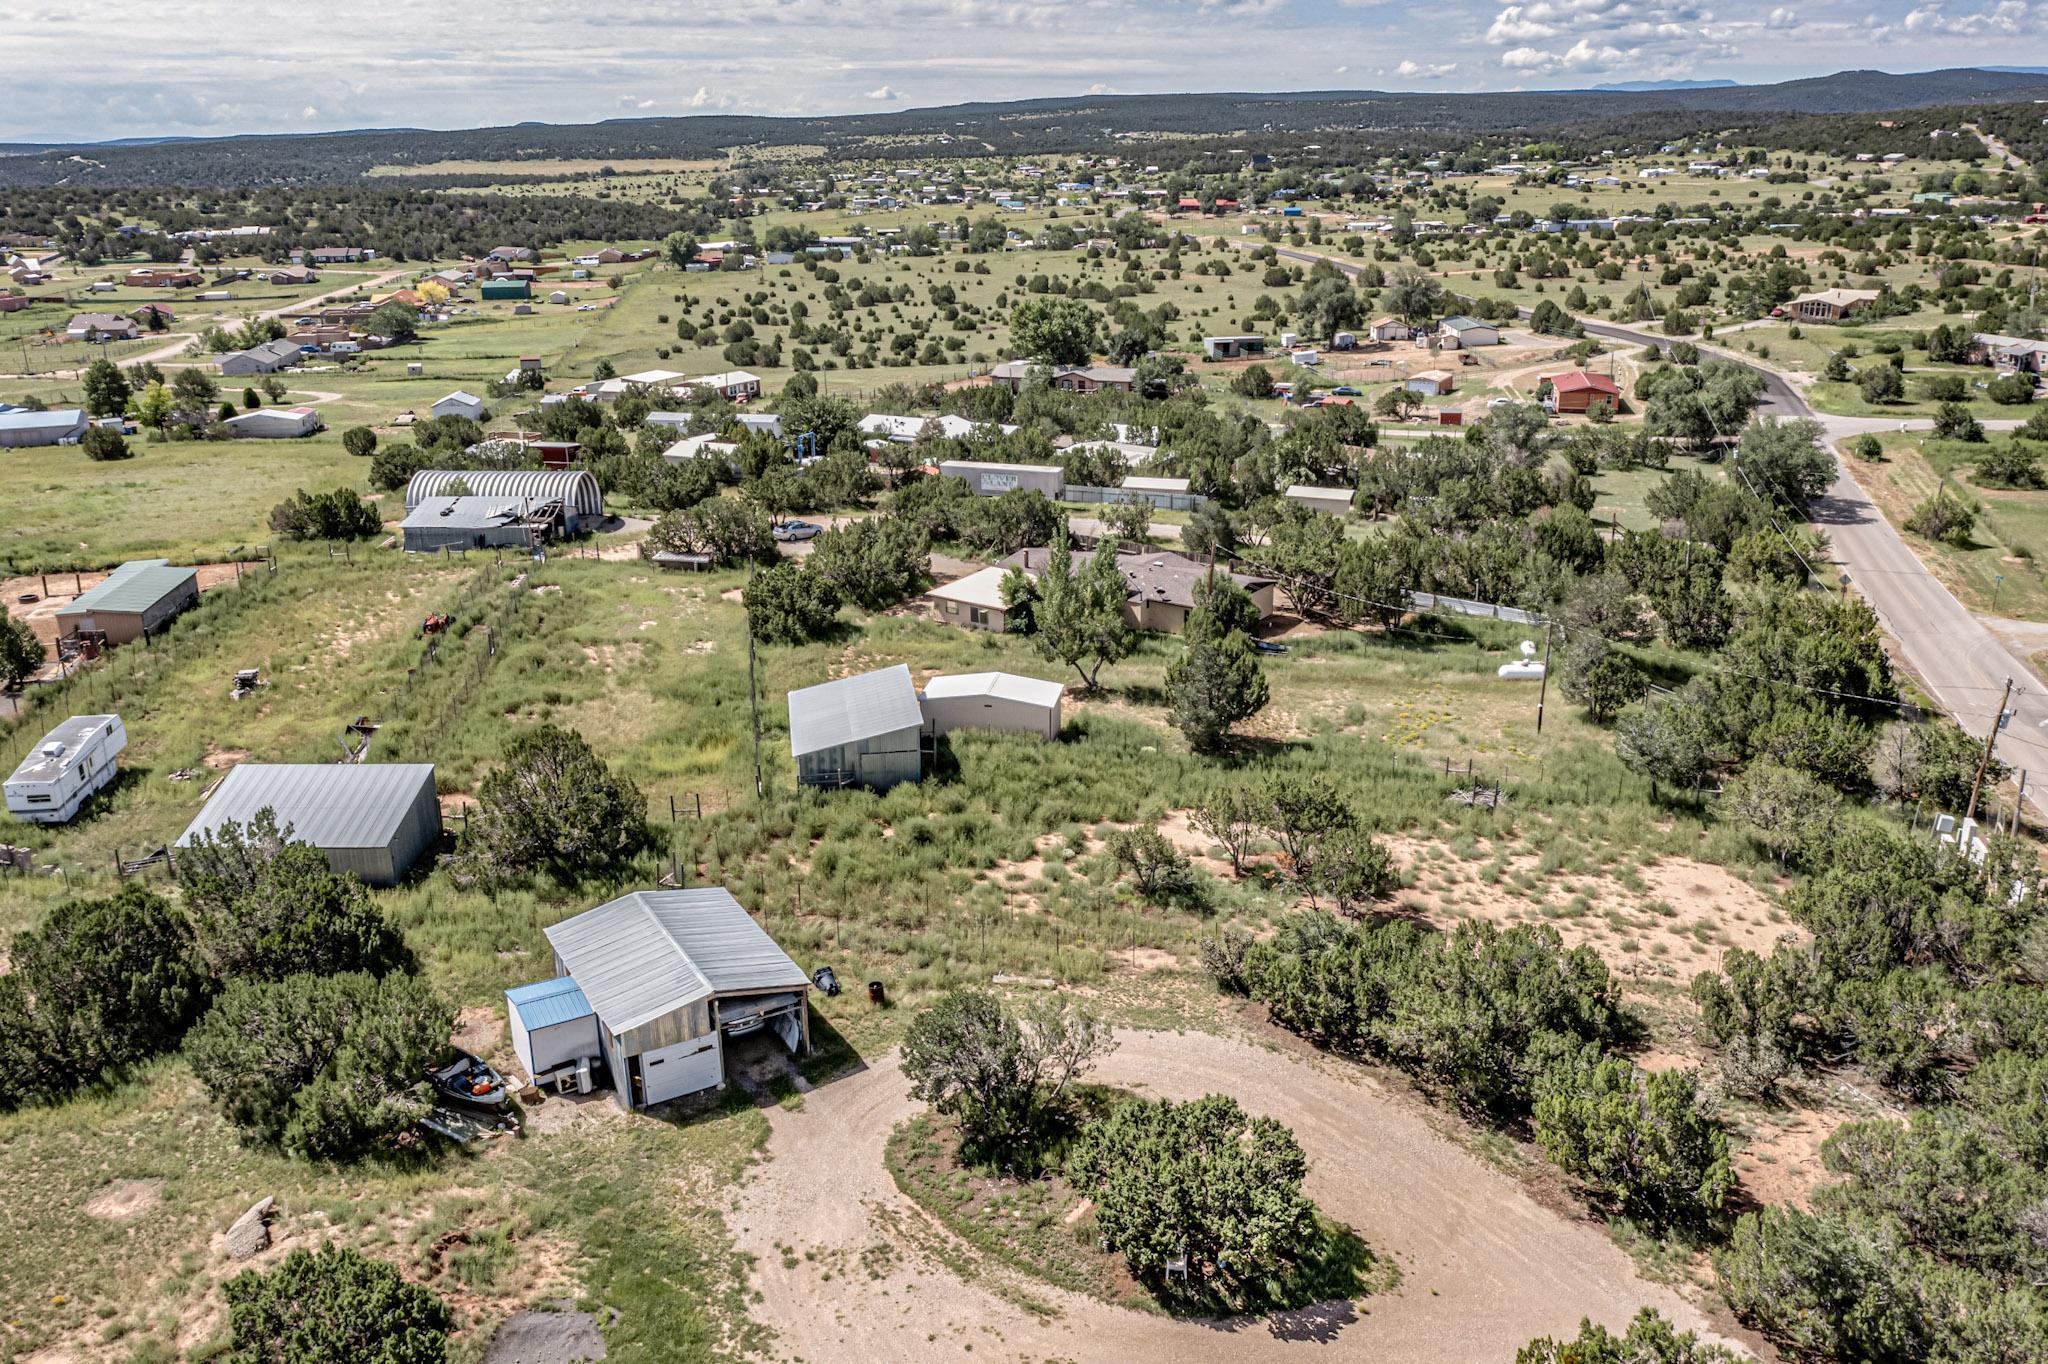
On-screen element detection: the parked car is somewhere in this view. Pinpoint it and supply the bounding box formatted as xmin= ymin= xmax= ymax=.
xmin=1252 ymin=640 xmax=1289 ymax=655
xmin=772 ymin=520 xmax=823 ymax=542
xmin=1329 ymin=385 xmax=1361 ymax=396
xmin=1488 ymin=396 xmax=1514 ymax=409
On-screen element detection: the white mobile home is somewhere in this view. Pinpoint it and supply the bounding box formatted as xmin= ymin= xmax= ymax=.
xmin=4 ymin=715 xmax=126 ymax=824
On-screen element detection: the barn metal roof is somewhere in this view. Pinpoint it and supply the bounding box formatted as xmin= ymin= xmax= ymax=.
xmin=505 ymin=976 xmax=595 ymax=1031
xmin=404 ymin=469 xmax=603 ymax=518
xmin=786 ymin=664 xmax=923 ymax=758
xmin=921 ymin=672 xmax=1064 ymax=708
xmin=55 ymin=560 xmax=196 ymax=617
xmin=544 ymin=888 xmax=808 ymax=1034
xmin=178 ymin=763 xmax=435 ymax=851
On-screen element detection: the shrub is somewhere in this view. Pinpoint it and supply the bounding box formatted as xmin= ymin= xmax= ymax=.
xmin=187 ymin=971 xmax=448 ymax=1158
xmin=82 ymin=426 xmax=133 ymax=461
xmin=901 ymin=988 xmax=1110 ymax=1164
xmin=462 ymin=724 xmax=651 ymax=883
xmin=1976 ymin=441 xmax=2046 ymax=490
xmin=1068 ymin=1094 xmax=1313 ymax=1293
xmin=0 ymin=885 xmax=206 ymax=1111
xmin=224 ymin=1244 xmax=448 ymax=1363
xmin=0 ymin=614 xmax=43 ymax=687
xmin=1532 ymin=1047 xmax=1732 ymax=1230
xmin=1858 ymin=365 xmax=1904 ymax=404
xmin=1903 ymin=491 xmax=1976 ymax=546
xmin=1517 ymin=1309 xmax=1739 ymax=1364
xmin=744 ymin=562 xmax=842 ymax=644
xmin=1931 ymin=401 xmax=1984 ymax=442
xmin=177 ymin=811 xmax=414 ymax=982
xmin=1845 ymin=433 xmax=1884 ymax=462
xmin=269 ymin=487 xmax=382 ymax=540
xmin=342 ymin=426 xmax=378 ymax=458
xmin=1987 ymin=372 xmax=2037 ymax=406
xmin=1105 ymin=827 xmax=1196 ymax=901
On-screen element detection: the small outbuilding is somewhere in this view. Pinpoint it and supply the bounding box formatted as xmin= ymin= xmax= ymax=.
xmin=787 ymin=663 xmax=925 ymax=790
xmin=1202 ymin=335 xmax=1267 ymax=360
xmin=540 ymin=887 xmax=812 ymax=1108
xmin=219 ymin=339 xmax=303 ymax=376
xmin=1406 ymin=369 xmax=1456 ymax=396
xmin=1439 ymin=316 xmax=1499 ymax=348
xmin=178 ymin=762 xmax=442 ymax=886
xmin=432 ymin=390 xmax=487 ymax=422
xmin=920 ymin=672 xmax=1062 ymax=741
xmin=55 ymin=559 xmax=199 ymax=645
xmin=505 ymin=976 xmax=604 ymax=1087
xmin=401 ymin=496 xmax=554 ymax=552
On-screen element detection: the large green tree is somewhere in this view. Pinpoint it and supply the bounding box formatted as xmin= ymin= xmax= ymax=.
xmin=901 ymin=988 xmax=1110 ymax=1162
xmin=462 ymin=724 xmax=650 ymax=882
xmin=1028 ymin=529 xmax=1132 ymax=691
xmin=1008 ymin=296 xmax=1099 ymax=366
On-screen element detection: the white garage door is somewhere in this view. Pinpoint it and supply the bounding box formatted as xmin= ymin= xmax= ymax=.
xmin=640 ymin=1035 xmax=721 ymax=1105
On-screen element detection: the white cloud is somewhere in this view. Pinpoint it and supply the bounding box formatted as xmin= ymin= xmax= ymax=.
xmin=865 ymin=84 xmax=904 ymax=100
xmin=1395 ymin=58 xmax=1460 ymax=77
xmin=1500 ymin=37 xmax=1634 ymax=71
xmin=1896 ymin=0 xmax=2042 ymax=35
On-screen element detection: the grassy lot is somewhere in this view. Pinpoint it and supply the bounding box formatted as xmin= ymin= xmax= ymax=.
xmin=1837 ymin=430 xmax=2048 ymax=621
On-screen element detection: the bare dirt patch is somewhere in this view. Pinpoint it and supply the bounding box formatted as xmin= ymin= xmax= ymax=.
xmin=1109 ymin=946 xmax=1179 ymax=974
xmin=84 ymin=1178 xmax=164 ymax=1221
xmin=482 ymin=1304 xmax=609 ymax=1364
xmin=453 ymin=1005 xmax=504 ymax=1059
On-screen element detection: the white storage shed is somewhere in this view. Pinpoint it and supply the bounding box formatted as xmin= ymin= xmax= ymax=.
xmin=920 ymin=673 xmax=1063 ymax=742
xmin=505 ymin=976 xmax=604 ymax=1085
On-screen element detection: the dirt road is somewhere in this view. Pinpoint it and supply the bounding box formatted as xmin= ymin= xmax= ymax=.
xmin=731 ymin=1028 xmax=1751 ymax=1363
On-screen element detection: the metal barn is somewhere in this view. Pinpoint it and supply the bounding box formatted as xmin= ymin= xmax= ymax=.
xmin=177 ymin=763 xmax=442 ymax=886
xmin=920 ymin=673 xmax=1063 ymax=742
xmin=787 ymin=664 xmax=925 ymax=790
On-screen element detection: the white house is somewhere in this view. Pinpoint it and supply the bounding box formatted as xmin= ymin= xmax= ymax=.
xmin=432 ymin=391 xmax=487 ymax=422
xmin=1439 ymin=317 xmax=1499 ymax=348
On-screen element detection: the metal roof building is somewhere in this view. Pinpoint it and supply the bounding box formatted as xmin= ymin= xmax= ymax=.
xmin=541 ymin=888 xmax=811 ymax=1107
xmin=787 ymin=664 xmax=925 ymax=790
xmin=0 ymin=407 xmax=89 ymax=448
xmin=404 ymin=469 xmax=604 ymax=530
xmin=401 ymin=496 xmax=547 ymax=553
xmin=505 ymin=976 xmax=602 ymax=1085
xmin=920 ymin=672 xmax=1063 ymax=742
xmin=177 ymin=762 xmax=441 ymax=886
xmin=54 ymin=559 xmax=199 ymax=645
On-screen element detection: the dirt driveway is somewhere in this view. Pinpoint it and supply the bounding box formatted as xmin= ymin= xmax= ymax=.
xmin=731 ymin=1028 xmax=1754 ymax=1363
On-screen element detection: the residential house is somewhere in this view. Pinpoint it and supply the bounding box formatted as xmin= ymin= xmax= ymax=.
xmin=219 ymin=338 xmax=304 ymax=376
xmin=1547 ymin=370 xmax=1622 ymax=415
xmin=1000 ymin=547 xmax=1276 ymax=634
xmin=1969 ymin=333 xmax=2048 ymax=376
xmin=1405 ymin=369 xmax=1456 ymax=396
xmin=1790 ymin=289 xmax=1879 ymax=322
xmin=987 ymin=360 xmax=1136 ymax=394
xmin=924 ymin=566 xmax=1014 ymax=631
xmin=256 ymin=265 xmax=318 ymax=286
xmin=1367 ymin=318 xmax=1411 ymax=342
xmin=123 ymin=267 xmax=201 ymax=289
xmin=1439 ymin=316 xmax=1499 ymax=348
xmin=65 ymin=312 xmax=139 ymax=342
xmin=1201 ymin=335 xmax=1267 ymax=360
xmin=688 ymin=370 xmax=763 ymax=401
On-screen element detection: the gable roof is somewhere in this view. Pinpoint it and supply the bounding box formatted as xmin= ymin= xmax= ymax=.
xmin=1552 ymin=370 xmax=1621 ymax=396
xmin=178 ymin=763 xmax=435 ymax=851
xmin=0 ymin=407 xmax=87 ymax=437
xmin=56 ymin=559 xmax=196 ymax=616
xmin=506 ymin=976 xmax=594 ymax=1031
xmin=544 ymin=888 xmax=809 ymax=1033
xmin=786 ymin=664 xmax=923 ymax=757
xmin=922 ymin=672 xmax=1065 ymax=708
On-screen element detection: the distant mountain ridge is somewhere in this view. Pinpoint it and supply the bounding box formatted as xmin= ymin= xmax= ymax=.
xmin=1 ymin=67 xmax=2043 ymax=188
xmin=1592 ymin=79 xmax=1740 ymax=92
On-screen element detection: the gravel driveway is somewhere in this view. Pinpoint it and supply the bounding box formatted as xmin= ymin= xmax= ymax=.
xmin=731 ymin=1028 xmax=1754 ymax=1362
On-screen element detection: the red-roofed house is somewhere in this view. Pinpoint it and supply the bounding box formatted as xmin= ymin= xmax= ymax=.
xmin=1548 ymin=370 xmax=1622 ymax=416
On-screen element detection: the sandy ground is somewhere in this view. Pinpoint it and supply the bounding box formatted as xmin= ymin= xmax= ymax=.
xmin=3 ymin=561 xmax=265 ymax=649
xmin=731 ymin=1028 xmax=1755 ymax=1363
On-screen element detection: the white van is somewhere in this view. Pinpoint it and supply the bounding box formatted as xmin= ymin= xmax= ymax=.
xmin=4 ymin=715 xmax=127 ymax=824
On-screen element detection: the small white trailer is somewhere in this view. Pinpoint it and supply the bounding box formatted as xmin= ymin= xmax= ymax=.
xmin=5 ymin=714 xmax=126 ymax=824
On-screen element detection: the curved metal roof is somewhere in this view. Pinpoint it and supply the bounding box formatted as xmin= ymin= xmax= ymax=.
xmin=404 ymin=469 xmax=603 ymax=518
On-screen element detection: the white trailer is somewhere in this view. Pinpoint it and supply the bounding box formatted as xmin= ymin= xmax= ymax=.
xmin=5 ymin=714 xmax=126 ymax=824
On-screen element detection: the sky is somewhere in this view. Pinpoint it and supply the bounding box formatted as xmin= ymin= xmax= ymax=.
xmin=4 ymin=0 xmax=2045 ymax=143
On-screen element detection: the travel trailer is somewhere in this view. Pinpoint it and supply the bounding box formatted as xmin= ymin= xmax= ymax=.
xmin=4 ymin=714 xmax=127 ymax=824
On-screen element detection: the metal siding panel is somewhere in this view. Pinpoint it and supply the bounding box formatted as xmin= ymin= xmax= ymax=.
xmin=787 ymin=665 xmax=921 ymax=758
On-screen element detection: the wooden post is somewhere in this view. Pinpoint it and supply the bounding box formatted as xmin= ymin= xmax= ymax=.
xmin=1535 ymin=622 xmax=1554 ymax=734
xmin=748 ymin=627 xmax=763 ymax=800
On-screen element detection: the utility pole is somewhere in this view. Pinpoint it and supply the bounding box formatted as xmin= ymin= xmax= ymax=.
xmin=1964 ymin=676 xmax=2014 ymax=829
xmin=747 ymin=618 xmax=764 ymax=800
xmin=1535 ymin=621 xmax=1554 ymax=734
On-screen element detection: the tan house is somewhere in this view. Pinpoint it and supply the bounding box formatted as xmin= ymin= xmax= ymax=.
xmin=925 ymin=566 xmax=1014 ymax=631
xmin=1790 ymin=289 xmax=1879 ymax=322
xmin=1000 ymin=547 xmax=1277 ymax=634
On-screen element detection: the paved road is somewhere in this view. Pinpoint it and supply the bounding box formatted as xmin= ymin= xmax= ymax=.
xmin=1963 ymin=123 xmax=2026 ymax=172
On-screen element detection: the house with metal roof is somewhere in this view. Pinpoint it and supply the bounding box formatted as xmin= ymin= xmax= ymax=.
xmin=787 ymin=663 xmax=925 ymax=789
xmin=920 ymin=672 xmax=1063 ymax=741
xmin=431 ymin=390 xmax=487 ymax=422
xmin=0 ymin=407 xmax=89 ymax=448
xmin=1438 ymin=316 xmax=1499 ymax=348
xmin=177 ymin=762 xmax=441 ymax=886
xmin=924 ymin=565 xmax=1014 ymax=632
xmin=54 ymin=559 xmax=199 ymax=645
xmin=403 ymin=469 xmax=604 ymax=531
xmin=538 ymin=887 xmax=812 ymax=1106
xmin=1284 ymin=485 xmax=1357 ymax=516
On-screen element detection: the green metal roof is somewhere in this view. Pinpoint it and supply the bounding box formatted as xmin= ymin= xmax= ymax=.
xmin=56 ymin=560 xmax=197 ymax=617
